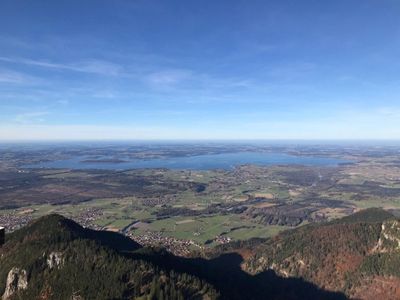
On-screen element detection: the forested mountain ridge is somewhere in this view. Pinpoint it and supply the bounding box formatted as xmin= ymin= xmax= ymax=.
xmin=0 ymin=214 xmax=218 ymax=300
xmin=239 ymin=208 xmax=400 ymax=299
xmin=0 ymin=214 xmax=348 ymax=300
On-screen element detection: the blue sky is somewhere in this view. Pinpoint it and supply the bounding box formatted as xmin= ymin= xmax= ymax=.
xmin=1 ymin=0 xmax=400 ymax=140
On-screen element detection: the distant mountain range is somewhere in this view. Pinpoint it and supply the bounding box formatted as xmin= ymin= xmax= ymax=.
xmin=0 ymin=208 xmax=399 ymax=299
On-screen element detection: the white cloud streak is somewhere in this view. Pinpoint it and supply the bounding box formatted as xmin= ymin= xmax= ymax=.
xmin=0 ymin=68 xmax=39 ymax=84
xmin=145 ymin=69 xmax=192 ymax=87
xmin=13 ymin=111 xmax=49 ymax=124
xmin=0 ymin=56 xmax=123 ymax=76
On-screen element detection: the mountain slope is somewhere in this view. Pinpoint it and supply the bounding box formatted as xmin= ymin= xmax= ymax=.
xmin=0 ymin=214 xmax=218 ymax=300
xmin=241 ymin=208 xmax=400 ymax=299
xmin=0 ymin=214 xmax=348 ymax=300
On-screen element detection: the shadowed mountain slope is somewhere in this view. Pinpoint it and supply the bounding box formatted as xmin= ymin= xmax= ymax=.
xmin=235 ymin=208 xmax=400 ymax=299
xmin=0 ymin=214 xmax=349 ymax=300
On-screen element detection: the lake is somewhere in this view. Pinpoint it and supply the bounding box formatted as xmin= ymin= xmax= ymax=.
xmin=24 ymin=151 xmax=350 ymax=170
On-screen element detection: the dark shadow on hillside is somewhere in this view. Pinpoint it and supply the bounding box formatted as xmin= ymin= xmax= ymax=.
xmin=59 ymin=215 xmax=143 ymax=252
xmin=84 ymin=228 xmax=142 ymax=252
xmin=129 ymin=251 xmax=348 ymax=300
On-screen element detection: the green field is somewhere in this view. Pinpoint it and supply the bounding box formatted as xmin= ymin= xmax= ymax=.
xmin=130 ymin=214 xmax=288 ymax=244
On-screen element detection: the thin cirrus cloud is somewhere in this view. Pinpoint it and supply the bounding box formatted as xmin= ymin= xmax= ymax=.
xmin=0 ymin=56 xmax=123 ymax=76
xmin=377 ymin=107 xmax=400 ymax=118
xmin=0 ymin=68 xmax=40 ymax=84
xmin=13 ymin=111 xmax=49 ymax=124
xmin=145 ymin=69 xmax=193 ymax=87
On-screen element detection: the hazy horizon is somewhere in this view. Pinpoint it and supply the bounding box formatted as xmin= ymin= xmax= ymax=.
xmin=2 ymin=138 xmax=400 ymax=146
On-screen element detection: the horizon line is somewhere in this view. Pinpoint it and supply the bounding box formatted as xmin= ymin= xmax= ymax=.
xmin=1 ymin=138 xmax=400 ymax=144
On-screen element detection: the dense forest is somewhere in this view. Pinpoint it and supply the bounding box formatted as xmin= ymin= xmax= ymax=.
xmin=0 ymin=215 xmax=218 ymax=300
xmin=242 ymin=208 xmax=400 ymax=298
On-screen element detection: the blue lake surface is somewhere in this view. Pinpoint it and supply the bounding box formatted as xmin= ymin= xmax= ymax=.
xmin=25 ymin=152 xmax=350 ymax=170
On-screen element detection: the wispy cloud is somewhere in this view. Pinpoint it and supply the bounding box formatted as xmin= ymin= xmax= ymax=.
xmin=377 ymin=107 xmax=400 ymax=118
xmin=14 ymin=111 xmax=49 ymax=124
xmin=0 ymin=56 xmax=123 ymax=76
xmin=0 ymin=68 xmax=39 ymax=84
xmin=145 ymin=69 xmax=192 ymax=87
xmin=57 ymin=99 xmax=70 ymax=105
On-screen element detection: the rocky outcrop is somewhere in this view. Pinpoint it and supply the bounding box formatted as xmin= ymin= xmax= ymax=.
xmin=47 ymin=252 xmax=63 ymax=269
xmin=373 ymin=220 xmax=400 ymax=253
xmin=71 ymin=292 xmax=84 ymax=300
xmin=2 ymin=267 xmax=28 ymax=299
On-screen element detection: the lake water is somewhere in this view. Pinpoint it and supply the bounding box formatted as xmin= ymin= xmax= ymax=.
xmin=25 ymin=152 xmax=350 ymax=170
